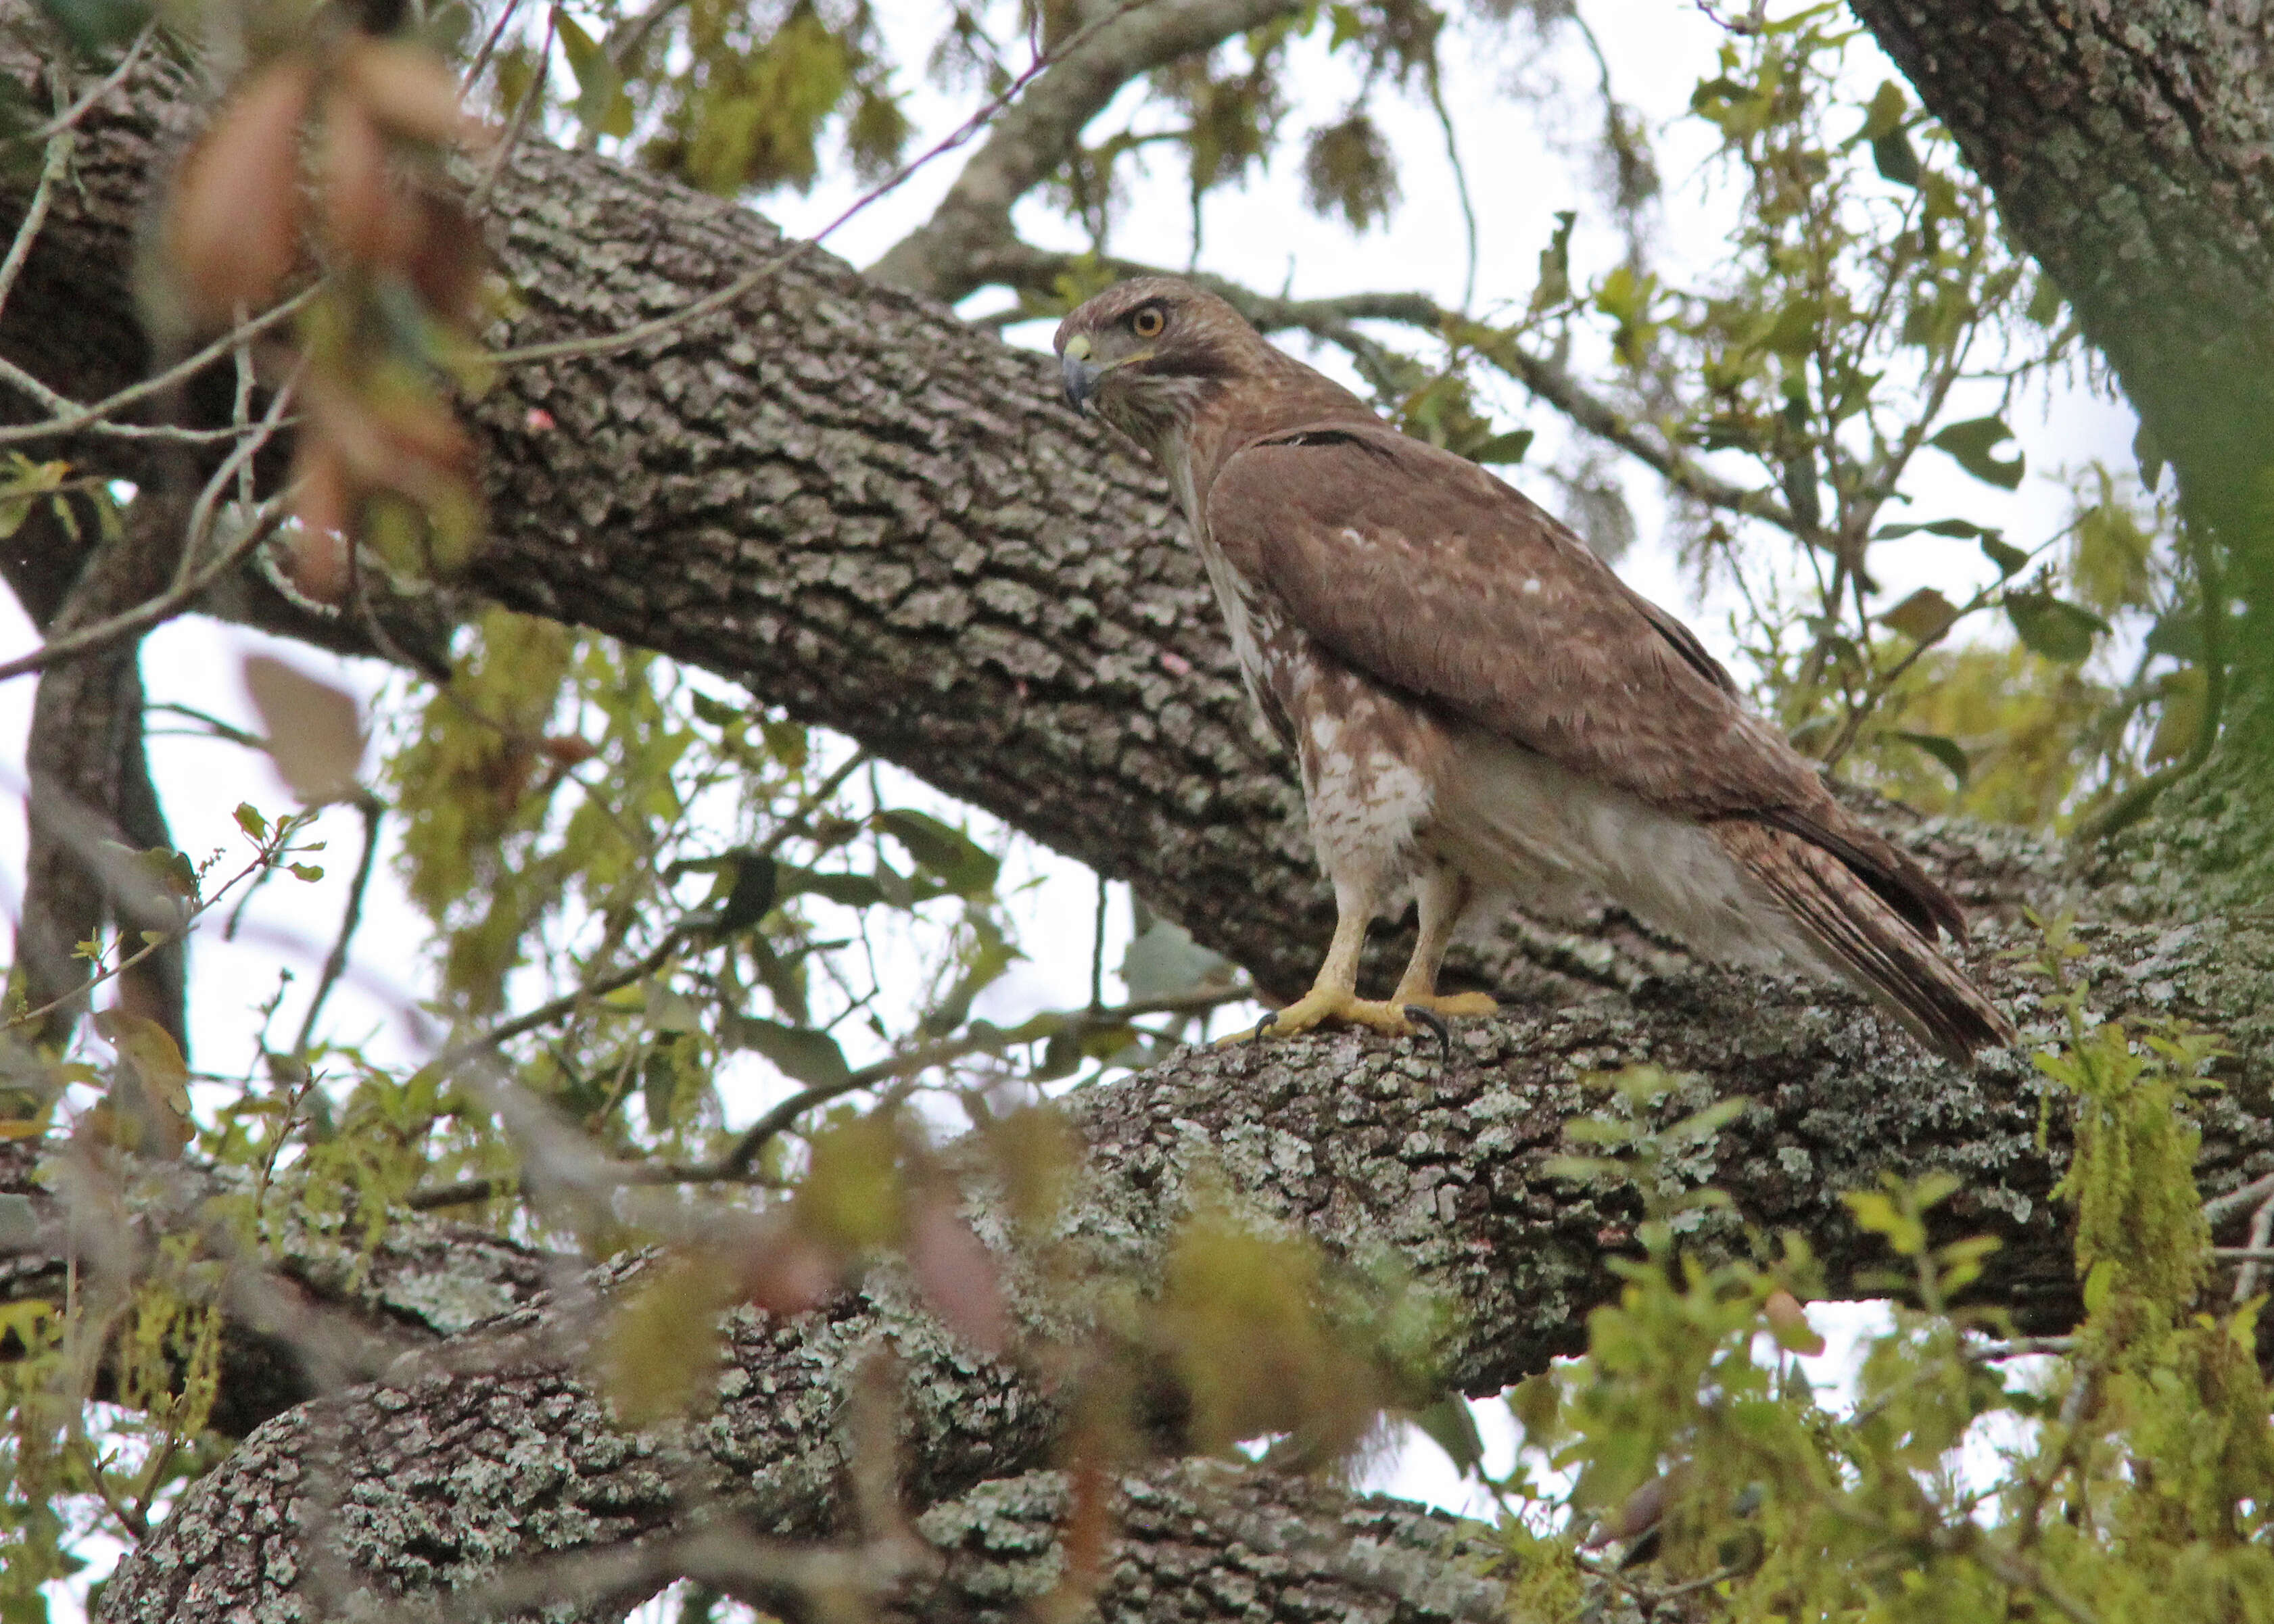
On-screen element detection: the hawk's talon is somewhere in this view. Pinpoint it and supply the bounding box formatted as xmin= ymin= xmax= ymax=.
xmin=1403 ymin=1003 xmax=1452 ymax=1064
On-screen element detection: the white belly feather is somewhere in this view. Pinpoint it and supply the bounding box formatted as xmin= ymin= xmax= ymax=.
xmin=1434 ymin=728 xmax=1832 ymax=975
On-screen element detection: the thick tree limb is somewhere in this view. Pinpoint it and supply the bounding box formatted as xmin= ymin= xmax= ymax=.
xmin=18 ymin=485 xmax=187 ymax=1053
xmin=95 ymin=876 xmax=2274 ymax=1620
xmin=0 ymin=1136 xmax=563 ymax=1436
xmin=894 ymin=1462 xmax=1515 ymax=1623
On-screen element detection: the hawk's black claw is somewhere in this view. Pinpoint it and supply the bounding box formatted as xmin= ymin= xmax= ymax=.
xmin=1404 ymin=1005 xmax=1452 ymax=1064
xmin=1250 ymin=1013 xmax=1279 ymax=1044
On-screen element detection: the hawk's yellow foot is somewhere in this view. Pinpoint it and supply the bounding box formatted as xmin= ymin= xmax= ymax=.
xmin=1396 ymin=990 xmax=1498 ymax=1018
xmin=1238 ymin=988 xmax=1418 ymax=1041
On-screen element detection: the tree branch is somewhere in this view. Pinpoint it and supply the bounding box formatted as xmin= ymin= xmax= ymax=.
xmin=94 ymin=882 xmax=2274 ymax=1619
xmin=868 ymin=0 xmax=1306 ymax=302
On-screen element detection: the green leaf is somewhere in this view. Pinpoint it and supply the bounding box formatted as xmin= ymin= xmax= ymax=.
xmin=2081 ymin=1256 xmax=2115 ymax=1315
xmin=1856 ymin=79 xmax=1906 ymax=143
xmin=1411 ymin=1393 xmax=1486 ymax=1475
xmin=2143 ymin=611 xmax=2207 ymax=663
xmin=288 ymin=863 xmax=325 ymax=882
xmin=553 ymin=7 xmax=634 ymax=139
xmin=2006 ymin=592 xmax=2109 ymax=663
xmin=1877 ymin=587 xmax=1960 ymax=644
xmin=776 ymin=865 xmax=886 ymax=909
xmin=689 ymin=691 xmax=743 ymax=730
xmin=1031 ymin=1030 xmax=1083 ymax=1081
xmin=2025 ymin=273 xmax=2065 ymax=327
xmin=872 ymin=808 xmax=999 ymax=895
xmin=1760 ymin=295 xmax=1822 ymax=358
xmin=709 ymin=851 xmax=778 ymax=935
xmin=1872 ymin=517 xmax=1995 ymax=541
xmin=1870 ymin=130 xmax=1920 ymax=187
xmin=1889 ymin=730 xmax=1970 ymax=788
xmin=1981 ymin=535 xmax=2031 ymax=576
xmin=233 ymin=803 xmax=269 ymax=840
xmin=1531 ymin=210 xmax=1576 ymax=312
xmin=1469 ymin=429 xmax=1534 ymax=464
xmin=735 ymin=1018 xmax=851 ymax=1089
xmin=1927 ymin=415 xmax=2024 ymax=489
xmin=2133 ymin=421 xmax=2166 ymax=490
xmin=1120 ymin=916 xmax=1230 ymax=1001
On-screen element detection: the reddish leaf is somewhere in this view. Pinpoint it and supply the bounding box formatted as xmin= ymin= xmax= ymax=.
xmin=906 ymin=1193 xmax=1008 ymax=1356
xmin=318 ymin=91 xmax=402 ymax=266
xmin=339 ymin=39 xmax=482 ymax=146
xmin=166 ymin=56 xmax=315 ymax=320
xmin=734 ymin=1220 xmax=840 ymax=1315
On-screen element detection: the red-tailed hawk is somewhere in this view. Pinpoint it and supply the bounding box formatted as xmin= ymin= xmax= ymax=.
xmin=1055 ymin=277 xmax=2014 ymax=1064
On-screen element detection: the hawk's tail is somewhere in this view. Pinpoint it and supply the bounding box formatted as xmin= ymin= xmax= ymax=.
xmin=1711 ymin=819 xmax=2017 ymax=1065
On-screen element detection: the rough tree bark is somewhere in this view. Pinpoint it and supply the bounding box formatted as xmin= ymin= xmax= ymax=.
xmin=3 ymin=0 xmax=2273 ymax=1620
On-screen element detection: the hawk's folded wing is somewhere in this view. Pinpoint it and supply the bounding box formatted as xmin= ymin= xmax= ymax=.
xmin=1205 ymin=420 xmax=1964 ymax=942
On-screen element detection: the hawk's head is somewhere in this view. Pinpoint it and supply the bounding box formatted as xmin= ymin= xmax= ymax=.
xmin=1053 ymin=279 xmax=1264 ymax=450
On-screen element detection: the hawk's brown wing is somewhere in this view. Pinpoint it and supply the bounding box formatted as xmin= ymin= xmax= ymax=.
xmin=1204 ymin=420 xmax=1964 ymax=942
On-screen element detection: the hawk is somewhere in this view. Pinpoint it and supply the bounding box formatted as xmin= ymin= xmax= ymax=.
xmin=1055 ymin=277 xmax=2014 ymax=1064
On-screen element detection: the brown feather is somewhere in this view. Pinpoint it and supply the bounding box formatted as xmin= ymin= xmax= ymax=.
xmin=1055 ymin=277 xmax=2012 ymax=1060
xmin=1710 ymin=819 xmax=2016 ymax=1062
xmin=1205 ymin=421 xmax=1971 ymax=945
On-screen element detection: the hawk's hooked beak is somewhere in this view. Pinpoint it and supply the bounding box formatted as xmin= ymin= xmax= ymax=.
xmin=1061 ymin=334 xmax=1101 ymax=416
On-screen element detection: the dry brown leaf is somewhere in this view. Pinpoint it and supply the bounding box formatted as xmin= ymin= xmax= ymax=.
xmin=287 ymin=525 xmax=352 ymax=604
xmin=242 ymin=652 xmax=366 ymax=803
xmin=403 ymin=187 xmax=485 ymax=321
xmin=1763 ymin=1287 xmax=1827 ymax=1356
xmin=339 ymin=39 xmax=483 ymax=146
xmin=318 ymin=90 xmax=402 ymax=266
xmin=91 ymin=1009 xmax=193 ymax=1157
xmin=735 ymin=1218 xmax=840 ymax=1315
xmin=166 ymin=55 xmax=316 ymax=320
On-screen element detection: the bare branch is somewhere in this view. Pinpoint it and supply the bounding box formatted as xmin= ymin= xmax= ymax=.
xmin=868 ymin=0 xmax=1307 ymax=302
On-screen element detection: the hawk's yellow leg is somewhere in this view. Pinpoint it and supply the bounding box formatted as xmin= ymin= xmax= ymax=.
xmin=1392 ymin=866 xmax=1498 ymax=1018
xmin=1235 ymin=867 xmax=1496 ymax=1042
xmin=1239 ymin=907 xmax=1416 ymax=1038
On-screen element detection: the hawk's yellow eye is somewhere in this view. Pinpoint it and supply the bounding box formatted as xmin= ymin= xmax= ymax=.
xmin=1130 ymin=306 xmax=1165 ymax=338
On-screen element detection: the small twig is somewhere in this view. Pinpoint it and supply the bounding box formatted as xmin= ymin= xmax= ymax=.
xmin=0 ymin=502 xmax=283 ymax=684
xmin=2204 ymin=1171 xmax=2274 ymax=1228
xmin=16 ymin=22 xmax=156 ymax=145
xmin=461 ymin=0 xmax=531 ymax=92
xmin=715 ymin=984 xmax=1246 ymax=1176
xmin=469 ymin=7 xmax=554 ymax=218
xmin=1 ymin=832 xmax=294 ymax=1034
xmin=0 ymin=377 xmax=302 ymax=685
xmin=0 ymin=286 xmax=315 ymax=450
xmin=403 ymin=986 xmax=1248 ymax=1209
xmin=175 ymin=373 xmax=300 ymax=596
xmin=291 ymin=798 xmax=383 ymax=1054
xmin=1421 ymin=62 xmax=1477 ymax=314
xmin=487 ymin=0 xmax=1148 ymax=370
xmin=1964 ymin=1335 xmax=2075 ymax=1361
xmin=0 ymin=120 xmax=70 ymax=325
